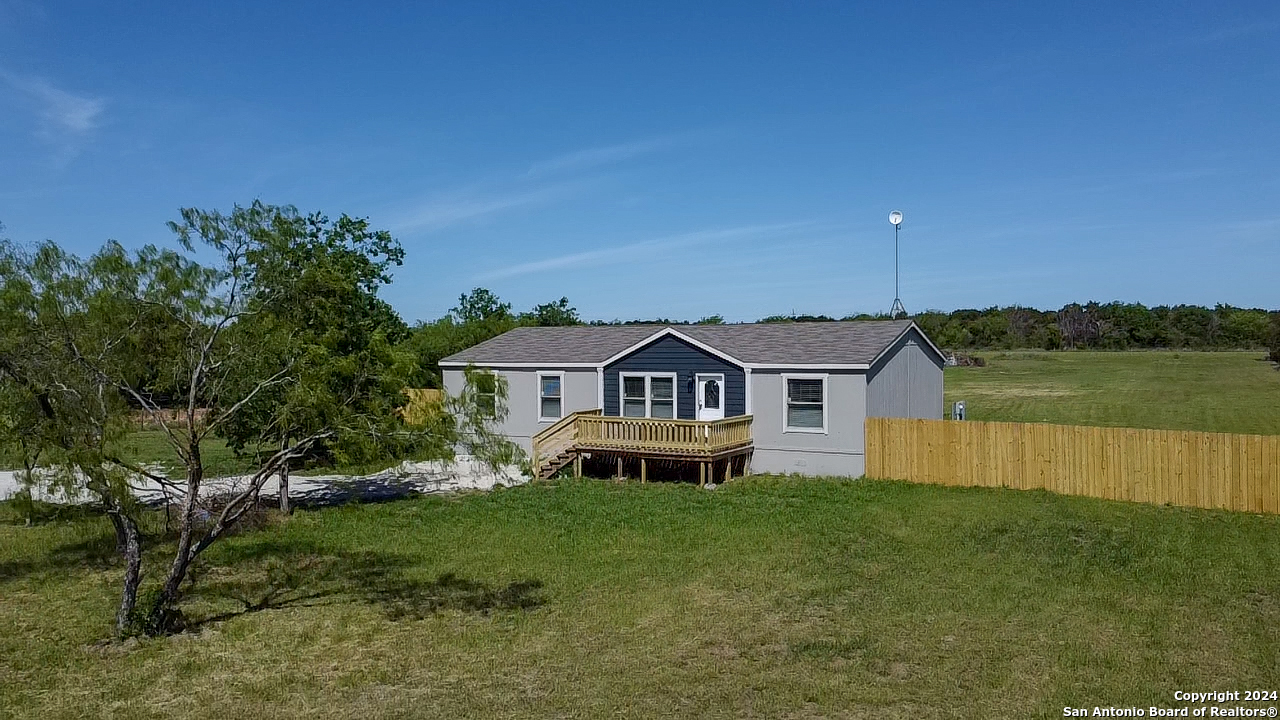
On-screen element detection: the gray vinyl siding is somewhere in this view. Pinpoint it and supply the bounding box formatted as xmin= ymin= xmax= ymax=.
xmin=442 ymin=366 xmax=600 ymax=454
xmin=865 ymin=327 xmax=945 ymax=419
xmin=603 ymin=335 xmax=745 ymax=419
xmin=748 ymin=370 xmax=868 ymax=477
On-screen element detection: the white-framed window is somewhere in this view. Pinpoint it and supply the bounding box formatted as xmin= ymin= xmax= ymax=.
xmin=537 ymin=371 xmax=563 ymax=421
xmin=620 ymin=372 xmax=677 ymax=419
xmin=782 ymin=373 xmax=827 ymax=433
xmin=471 ymin=371 xmax=498 ymax=418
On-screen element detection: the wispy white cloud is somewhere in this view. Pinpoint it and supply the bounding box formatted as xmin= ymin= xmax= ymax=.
xmin=478 ymin=221 xmax=816 ymax=281
xmin=386 ymin=134 xmax=686 ymax=234
xmin=388 ymin=181 xmax=583 ymax=233
xmin=1183 ymin=21 xmax=1280 ymax=47
xmin=0 ymin=68 xmax=104 ymax=161
xmin=525 ymin=137 xmax=673 ymax=177
xmin=1073 ymin=168 xmax=1222 ymax=194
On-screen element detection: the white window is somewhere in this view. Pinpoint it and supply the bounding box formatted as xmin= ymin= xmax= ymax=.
xmin=782 ymin=374 xmax=827 ymax=433
xmin=538 ymin=372 xmax=563 ymax=421
xmin=471 ymin=371 xmax=497 ymax=418
xmin=620 ymin=373 xmax=677 ymax=419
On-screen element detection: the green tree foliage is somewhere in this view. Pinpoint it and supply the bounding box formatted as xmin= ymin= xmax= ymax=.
xmin=909 ymin=302 xmax=1274 ymax=351
xmin=758 ymin=314 xmax=836 ymax=323
xmin=0 ymin=203 xmax=516 ymax=637
xmin=206 ymin=204 xmax=419 ymax=512
xmin=401 ymin=289 xmax=581 ymax=388
xmin=521 ymin=297 xmax=580 ymax=327
xmin=1269 ymin=313 xmax=1280 ymax=364
xmin=451 ymin=287 xmax=513 ymax=324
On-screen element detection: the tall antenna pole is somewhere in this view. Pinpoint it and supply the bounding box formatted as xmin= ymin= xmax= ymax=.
xmin=888 ymin=210 xmax=906 ymax=318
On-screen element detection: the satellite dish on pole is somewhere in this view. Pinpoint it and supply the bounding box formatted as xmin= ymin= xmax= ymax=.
xmin=888 ymin=210 xmax=906 ymax=318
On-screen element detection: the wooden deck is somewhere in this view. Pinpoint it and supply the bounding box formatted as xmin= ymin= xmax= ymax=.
xmin=531 ymin=410 xmax=753 ymax=482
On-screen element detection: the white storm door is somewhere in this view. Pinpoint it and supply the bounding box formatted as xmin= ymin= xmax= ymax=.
xmin=696 ymin=374 xmax=725 ymax=421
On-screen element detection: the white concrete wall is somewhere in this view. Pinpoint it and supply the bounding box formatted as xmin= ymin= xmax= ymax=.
xmin=747 ymin=370 xmax=867 ymax=477
xmin=442 ymin=367 xmax=600 ymax=453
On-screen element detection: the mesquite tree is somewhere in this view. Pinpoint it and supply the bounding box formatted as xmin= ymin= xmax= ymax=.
xmin=208 ymin=206 xmax=416 ymax=513
xmin=0 ymin=202 xmax=512 ymax=636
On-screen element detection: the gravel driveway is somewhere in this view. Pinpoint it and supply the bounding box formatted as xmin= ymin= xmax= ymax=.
xmin=0 ymin=457 xmax=527 ymax=508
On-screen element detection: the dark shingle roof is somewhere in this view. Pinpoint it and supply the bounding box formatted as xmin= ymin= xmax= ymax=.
xmin=441 ymin=320 xmax=928 ymax=367
xmin=680 ymin=320 xmax=917 ymax=364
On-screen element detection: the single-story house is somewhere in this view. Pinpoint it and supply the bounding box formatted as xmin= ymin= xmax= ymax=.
xmin=440 ymin=320 xmax=945 ymax=479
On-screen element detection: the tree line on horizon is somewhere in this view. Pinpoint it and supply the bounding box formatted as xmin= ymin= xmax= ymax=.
xmin=403 ymin=289 xmax=1280 ymax=387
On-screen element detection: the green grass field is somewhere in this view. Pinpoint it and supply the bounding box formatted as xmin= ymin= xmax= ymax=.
xmin=4 ymin=430 xmax=399 ymax=477
xmin=3 ymin=351 xmax=1277 ymax=717
xmin=946 ymin=350 xmax=1280 ymax=435
xmin=2 ymin=477 xmax=1278 ymax=719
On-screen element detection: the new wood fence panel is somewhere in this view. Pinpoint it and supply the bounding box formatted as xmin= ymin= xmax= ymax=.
xmin=865 ymin=417 xmax=1280 ymax=515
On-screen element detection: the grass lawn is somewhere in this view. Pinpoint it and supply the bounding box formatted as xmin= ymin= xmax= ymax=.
xmin=117 ymin=430 xmax=258 ymax=478
xmin=946 ymin=350 xmax=1280 ymax=435
xmin=2 ymin=477 xmax=1278 ymax=718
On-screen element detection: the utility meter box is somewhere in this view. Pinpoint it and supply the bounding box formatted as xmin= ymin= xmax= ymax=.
xmin=952 ymin=401 xmax=966 ymax=421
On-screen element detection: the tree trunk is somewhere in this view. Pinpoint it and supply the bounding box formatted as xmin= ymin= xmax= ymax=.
xmin=279 ymin=437 xmax=291 ymax=515
xmin=149 ymin=442 xmax=203 ymax=632
xmin=106 ymin=508 xmax=142 ymax=637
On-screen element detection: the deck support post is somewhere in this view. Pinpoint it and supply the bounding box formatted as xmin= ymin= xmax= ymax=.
xmin=640 ymin=458 xmax=647 ymax=483
xmin=699 ymin=462 xmax=706 ymax=487
xmin=725 ymin=457 xmax=731 ymax=482
xmin=574 ymin=454 xmax=582 ymax=479
xmin=617 ymin=456 xmax=623 ymax=481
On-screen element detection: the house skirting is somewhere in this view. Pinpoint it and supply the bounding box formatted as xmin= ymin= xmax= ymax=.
xmin=749 ymin=448 xmax=865 ymax=478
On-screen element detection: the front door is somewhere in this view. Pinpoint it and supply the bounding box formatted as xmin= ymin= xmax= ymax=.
xmin=696 ymin=374 xmax=725 ymax=421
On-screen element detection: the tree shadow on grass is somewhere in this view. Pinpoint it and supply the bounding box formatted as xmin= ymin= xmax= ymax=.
xmin=184 ymin=540 xmax=544 ymax=629
xmin=1 ymin=524 xmax=136 ymax=583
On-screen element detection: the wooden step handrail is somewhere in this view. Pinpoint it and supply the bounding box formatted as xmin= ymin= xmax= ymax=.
xmin=532 ymin=409 xmax=602 ymax=469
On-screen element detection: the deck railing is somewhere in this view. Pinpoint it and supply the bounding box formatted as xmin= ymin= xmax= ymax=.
xmin=574 ymin=414 xmax=753 ymax=456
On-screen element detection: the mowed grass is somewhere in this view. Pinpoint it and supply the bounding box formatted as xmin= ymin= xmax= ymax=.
xmin=946 ymin=350 xmax=1280 ymax=435
xmin=20 ymin=430 xmax=393 ymax=478
xmin=2 ymin=477 xmax=1278 ymax=719
xmin=118 ymin=430 xmax=258 ymax=478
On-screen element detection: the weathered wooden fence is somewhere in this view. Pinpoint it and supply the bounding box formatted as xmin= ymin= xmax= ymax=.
xmin=399 ymin=388 xmax=444 ymax=425
xmin=865 ymin=417 xmax=1280 ymax=514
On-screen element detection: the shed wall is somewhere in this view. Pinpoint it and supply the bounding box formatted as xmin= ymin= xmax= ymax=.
xmin=865 ymin=327 xmax=945 ymax=419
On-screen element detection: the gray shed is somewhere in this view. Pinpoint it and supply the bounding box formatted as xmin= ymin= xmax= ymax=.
xmin=440 ymin=320 xmax=945 ymax=479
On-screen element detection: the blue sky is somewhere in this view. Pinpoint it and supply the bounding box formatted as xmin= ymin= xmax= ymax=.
xmin=2 ymin=2 xmax=1277 ymax=323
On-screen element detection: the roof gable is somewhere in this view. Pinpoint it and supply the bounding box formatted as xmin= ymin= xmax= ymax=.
xmin=600 ymin=327 xmax=746 ymax=367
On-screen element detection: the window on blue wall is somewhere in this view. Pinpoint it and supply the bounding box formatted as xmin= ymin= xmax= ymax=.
xmin=650 ymin=377 xmax=674 ymax=418
xmin=621 ymin=373 xmax=676 ymax=418
xmin=623 ymin=376 xmax=647 ymax=417
xmin=538 ymin=373 xmax=562 ymax=420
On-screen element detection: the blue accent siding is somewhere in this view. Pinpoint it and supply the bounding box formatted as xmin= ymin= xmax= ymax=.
xmin=603 ymin=335 xmax=745 ymax=419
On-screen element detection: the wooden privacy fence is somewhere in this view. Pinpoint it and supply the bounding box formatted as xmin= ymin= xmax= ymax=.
xmin=865 ymin=417 xmax=1280 ymax=514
